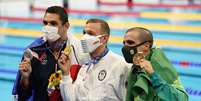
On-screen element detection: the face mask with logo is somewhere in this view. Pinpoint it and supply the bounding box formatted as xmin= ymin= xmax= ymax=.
xmin=81 ymin=34 xmax=103 ymax=53
xmin=121 ymin=41 xmax=148 ymax=63
xmin=42 ymin=26 xmax=60 ymax=42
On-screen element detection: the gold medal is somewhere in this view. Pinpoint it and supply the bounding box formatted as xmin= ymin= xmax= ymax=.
xmin=63 ymin=45 xmax=71 ymax=56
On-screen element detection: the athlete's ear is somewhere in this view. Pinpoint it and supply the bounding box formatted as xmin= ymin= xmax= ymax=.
xmin=100 ymin=34 xmax=109 ymax=45
xmin=64 ymin=22 xmax=70 ymax=29
xmin=143 ymin=42 xmax=151 ymax=52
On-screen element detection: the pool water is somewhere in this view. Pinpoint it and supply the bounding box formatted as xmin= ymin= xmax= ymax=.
xmin=0 ymin=19 xmax=201 ymax=100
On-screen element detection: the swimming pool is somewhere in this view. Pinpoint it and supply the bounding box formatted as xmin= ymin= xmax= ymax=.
xmin=0 ymin=18 xmax=201 ymax=101
xmin=0 ymin=35 xmax=201 ymax=101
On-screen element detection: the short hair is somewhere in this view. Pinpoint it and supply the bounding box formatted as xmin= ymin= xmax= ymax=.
xmin=126 ymin=27 xmax=153 ymax=48
xmin=86 ymin=19 xmax=110 ymax=36
xmin=45 ymin=6 xmax=68 ymax=25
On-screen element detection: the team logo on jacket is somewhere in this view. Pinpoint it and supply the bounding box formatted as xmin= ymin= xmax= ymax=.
xmin=39 ymin=52 xmax=47 ymax=65
xmin=98 ymin=70 xmax=107 ymax=81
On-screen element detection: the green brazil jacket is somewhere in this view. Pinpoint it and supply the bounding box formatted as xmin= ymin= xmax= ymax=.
xmin=126 ymin=48 xmax=188 ymax=101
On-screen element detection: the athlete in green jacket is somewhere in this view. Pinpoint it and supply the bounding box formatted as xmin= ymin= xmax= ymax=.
xmin=121 ymin=27 xmax=188 ymax=101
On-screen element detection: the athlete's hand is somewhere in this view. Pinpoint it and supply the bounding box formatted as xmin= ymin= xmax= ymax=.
xmin=58 ymin=51 xmax=71 ymax=75
xmin=19 ymin=58 xmax=32 ymax=78
xmin=133 ymin=52 xmax=154 ymax=74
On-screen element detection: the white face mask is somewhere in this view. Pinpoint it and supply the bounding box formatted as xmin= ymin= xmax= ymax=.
xmin=81 ymin=34 xmax=103 ymax=53
xmin=42 ymin=26 xmax=60 ymax=42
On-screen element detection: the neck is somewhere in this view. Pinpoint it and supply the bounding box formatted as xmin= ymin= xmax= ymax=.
xmin=49 ymin=39 xmax=65 ymax=51
xmin=61 ymin=34 xmax=67 ymax=41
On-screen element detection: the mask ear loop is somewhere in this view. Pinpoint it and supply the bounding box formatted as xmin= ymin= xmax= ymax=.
xmin=96 ymin=35 xmax=104 ymax=38
xmin=135 ymin=40 xmax=153 ymax=60
xmin=134 ymin=40 xmax=152 ymax=47
xmin=97 ymin=34 xmax=108 ymax=45
xmin=130 ymin=41 xmax=150 ymax=58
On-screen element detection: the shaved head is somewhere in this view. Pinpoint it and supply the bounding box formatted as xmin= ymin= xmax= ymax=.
xmin=126 ymin=27 xmax=153 ymax=48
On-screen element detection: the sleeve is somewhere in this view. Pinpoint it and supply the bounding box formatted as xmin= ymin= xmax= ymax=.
xmin=70 ymin=65 xmax=81 ymax=81
xmin=12 ymin=57 xmax=32 ymax=101
xmin=60 ymin=75 xmax=76 ymax=101
xmin=17 ymin=74 xmax=32 ymax=101
xmin=112 ymin=62 xmax=130 ymax=101
xmin=12 ymin=71 xmax=32 ymax=101
xmin=13 ymin=48 xmax=40 ymax=101
xmin=150 ymin=72 xmax=188 ymax=101
xmin=118 ymin=71 xmax=129 ymax=101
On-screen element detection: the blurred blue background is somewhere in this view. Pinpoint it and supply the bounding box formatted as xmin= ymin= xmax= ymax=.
xmin=0 ymin=0 xmax=201 ymax=101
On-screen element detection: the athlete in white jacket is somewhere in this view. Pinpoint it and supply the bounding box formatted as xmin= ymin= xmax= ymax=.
xmin=59 ymin=19 xmax=130 ymax=101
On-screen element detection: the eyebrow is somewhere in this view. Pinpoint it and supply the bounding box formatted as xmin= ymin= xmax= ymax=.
xmin=43 ymin=20 xmax=58 ymax=25
xmin=83 ymin=30 xmax=96 ymax=35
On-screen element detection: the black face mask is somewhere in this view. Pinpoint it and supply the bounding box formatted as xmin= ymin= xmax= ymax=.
xmin=121 ymin=41 xmax=148 ymax=63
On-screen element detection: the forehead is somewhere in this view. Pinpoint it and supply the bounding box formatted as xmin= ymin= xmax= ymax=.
xmin=43 ymin=13 xmax=61 ymax=22
xmin=124 ymin=30 xmax=141 ymax=42
xmin=84 ymin=23 xmax=102 ymax=33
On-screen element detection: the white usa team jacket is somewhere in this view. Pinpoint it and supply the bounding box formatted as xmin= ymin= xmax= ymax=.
xmin=60 ymin=51 xmax=130 ymax=101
